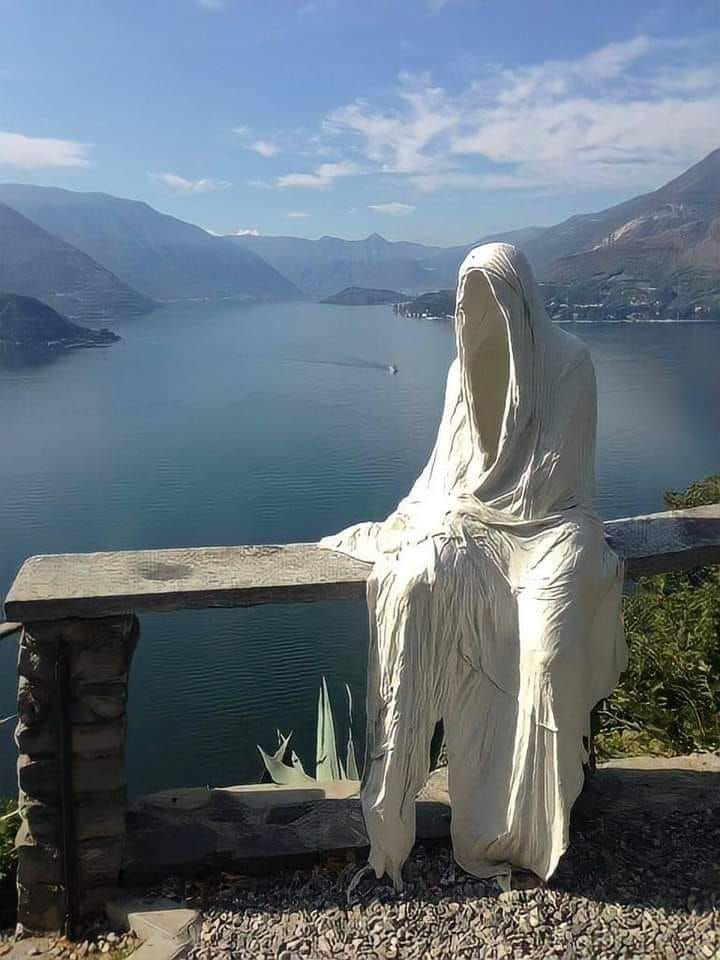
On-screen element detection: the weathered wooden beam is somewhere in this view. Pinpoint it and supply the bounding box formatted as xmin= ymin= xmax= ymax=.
xmin=606 ymin=504 xmax=720 ymax=578
xmin=0 ymin=621 xmax=22 ymax=639
xmin=4 ymin=506 xmax=720 ymax=622
xmin=4 ymin=544 xmax=372 ymax=621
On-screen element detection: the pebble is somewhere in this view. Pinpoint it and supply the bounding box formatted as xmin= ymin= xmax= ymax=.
xmin=181 ymin=800 xmax=720 ymax=960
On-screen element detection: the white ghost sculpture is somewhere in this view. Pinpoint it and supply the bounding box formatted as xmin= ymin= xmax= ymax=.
xmin=320 ymin=243 xmax=627 ymax=888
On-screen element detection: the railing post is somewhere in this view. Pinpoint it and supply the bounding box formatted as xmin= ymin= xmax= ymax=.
xmin=15 ymin=615 xmax=138 ymax=936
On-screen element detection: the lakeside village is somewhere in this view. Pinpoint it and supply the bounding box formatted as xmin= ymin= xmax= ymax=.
xmin=394 ymin=283 xmax=718 ymax=323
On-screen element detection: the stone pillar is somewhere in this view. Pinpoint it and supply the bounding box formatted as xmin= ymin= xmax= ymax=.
xmin=15 ymin=615 xmax=138 ymax=936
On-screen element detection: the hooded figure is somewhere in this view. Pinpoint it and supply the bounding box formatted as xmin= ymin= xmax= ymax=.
xmin=320 ymin=243 xmax=627 ymax=888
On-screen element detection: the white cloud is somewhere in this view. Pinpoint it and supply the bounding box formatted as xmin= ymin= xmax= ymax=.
xmin=235 ymin=228 xmax=260 ymax=236
xmin=368 ymin=202 xmax=416 ymax=216
xmin=326 ymin=75 xmax=455 ymax=177
xmin=234 ymin=126 xmax=281 ymax=158
xmin=425 ymin=0 xmax=464 ymax=12
xmin=276 ymin=160 xmax=360 ymax=189
xmin=316 ymin=36 xmax=720 ymax=194
xmin=286 ymin=211 xmax=310 ymax=218
xmin=155 ymin=172 xmax=230 ymax=194
xmin=252 ymin=139 xmax=280 ymax=158
xmin=0 ymin=131 xmax=91 ymax=169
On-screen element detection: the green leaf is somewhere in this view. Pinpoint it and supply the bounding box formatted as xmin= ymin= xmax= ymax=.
xmin=257 ymin=731 xmax=316 ymax=786
xmin=316 ymin=677 xmax=344 ymax=781
xmin=344 ymin=684 xmax=360 ymax=781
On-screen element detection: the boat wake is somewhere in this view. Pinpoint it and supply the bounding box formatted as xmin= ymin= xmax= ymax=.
xmin=288 ymin=358 xmax=398 ymax=373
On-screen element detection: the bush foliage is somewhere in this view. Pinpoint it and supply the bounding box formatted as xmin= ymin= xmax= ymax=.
xmin=0 ymin=797 xmax=19 ymax=924
xmin=597 ymin=474 xmax=720 ymax=758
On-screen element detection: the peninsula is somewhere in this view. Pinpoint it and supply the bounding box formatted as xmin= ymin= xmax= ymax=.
xmin=0 ymin=293 xmax=121 ymax=349
xmin=321 ymin=286 xmax=405 ymax=306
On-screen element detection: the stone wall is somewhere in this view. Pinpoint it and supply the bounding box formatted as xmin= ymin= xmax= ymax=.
xmin=14 ymin=615 xmax=138 ymax=936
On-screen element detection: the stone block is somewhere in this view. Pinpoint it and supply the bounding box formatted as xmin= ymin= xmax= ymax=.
xmin=74 ymin=798 xmax=126 ymax=842
xmin=77 ymin=836 xmax=125 ymax=886
xmin=70 ymin=646 xmax=130 ymax=684
xmin=18 ymin=622 xmax=62 ymax=646
xmin=17 ymin=638 xmax=57 ymax=682
xmin=16 ymin=881 xmax=66 ymax=936
xmin=20 ymin=800 xmax=61 ymax=842
xmin=79 ymin=884 xmax=118 ymax=920
xmin=16 ymin=676 xmax=56 ymax=730
xmin=62 ymin=615 xmax=138 ymax=656
xmin=17 ymin=755 xmax=59 ymax=802
xmin=72 ymin=756 xmax=126 ymax=794
xmin=15 ymin=718 xmax=57 ymax=756
xmin=70 ymin=682 xmax=128 ymax=723
xmin=71 ymin=720 xmax=125 ymax=758
xmin=16 ymin=839 xmax=63 ymax=886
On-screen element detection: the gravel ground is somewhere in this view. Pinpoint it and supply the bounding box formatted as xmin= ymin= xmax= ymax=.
xmin=0 ymin=929 xmax=140 ymax=960
xmin=185 ymin=802 xmax=720 ymax=960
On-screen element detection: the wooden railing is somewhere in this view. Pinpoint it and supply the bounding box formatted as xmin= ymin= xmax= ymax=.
xmin=3 ymin=504 xmax=720 ymax=935
xmin=6 ymin=506 xmax=720 ymax=620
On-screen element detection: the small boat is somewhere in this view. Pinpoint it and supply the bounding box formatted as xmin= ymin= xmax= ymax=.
xmin=388 ymin=364 xmax=398 ymax=374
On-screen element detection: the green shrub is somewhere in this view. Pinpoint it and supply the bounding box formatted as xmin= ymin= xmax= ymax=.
xmin=0 ymin=797 xmax=19 ymax=926
xmin=0 ymin=798 xmax=19 ymax=886
xmin=596 ymin=474 xmax=720 ymax=758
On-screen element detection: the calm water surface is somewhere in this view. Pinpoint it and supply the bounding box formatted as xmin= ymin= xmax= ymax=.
xmin=1 ymin=301 xmax=718 ymax=796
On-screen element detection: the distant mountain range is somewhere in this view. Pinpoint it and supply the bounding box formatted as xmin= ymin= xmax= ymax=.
xmin=235 ymin=150 xmax=719 ymax=319
xmin=232 ymin=226 xmax=543 ymax=299
xmin=0 ymin=184 xmax=299 ymax=313
xmin=0 ymin=148 xmax=717 ymax=323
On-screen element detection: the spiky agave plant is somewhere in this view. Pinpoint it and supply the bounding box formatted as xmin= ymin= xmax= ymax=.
xmin=258 ymin=678 xmax=360 ymax=784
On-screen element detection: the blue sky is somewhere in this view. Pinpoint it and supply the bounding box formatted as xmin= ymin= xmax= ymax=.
xmin=1 ymin=0 xmax=718 ymax=244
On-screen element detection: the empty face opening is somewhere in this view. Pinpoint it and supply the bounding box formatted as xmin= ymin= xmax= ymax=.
xmin=459 ymin=270 xmax=511 ymax=468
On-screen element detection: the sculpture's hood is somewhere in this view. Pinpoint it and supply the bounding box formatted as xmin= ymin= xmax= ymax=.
xmin=446 ymin=242 xmax=594 ymax=521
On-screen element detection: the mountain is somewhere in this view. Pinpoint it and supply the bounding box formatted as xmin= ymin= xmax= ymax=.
xmin=260 ymin=150 xmax=718 ymax=319
xmin=233 ymin=227 xmax=548 ymax=299
xmin=0 ymin=184 xmax=300 ymax=302
xmin=236 ymin=152 xmax=720 ymax=318
xmin=0 ymin=202 xmax=154 ymax=320
xmin=523 ymin=150 xmax=720 ymax=277
xmin=3 ymin=149 xmax=715 ymax=320
xmin=524 ymin=149 xmax=720 ymax=318
xmin=321 ymin=286 xmax=405 ymax=305
xmin=231 ymin=232 xmax=444 ymax=297
xmin=422 ymin=226 xmax=549 ymax=289
xmin=0 ymin=293 xmax=120 ymax=348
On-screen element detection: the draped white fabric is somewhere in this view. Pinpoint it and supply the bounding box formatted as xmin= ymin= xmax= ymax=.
xmin=320 ymin=243 xmax=627 ymax=888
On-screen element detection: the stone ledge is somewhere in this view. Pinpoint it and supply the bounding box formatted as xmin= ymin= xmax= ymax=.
xmin=122 ymin=754 xmax=720 ymax=886
xmin=121 ymin=770 xmax=451 ymax=884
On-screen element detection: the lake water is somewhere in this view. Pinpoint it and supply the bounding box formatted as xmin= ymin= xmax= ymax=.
xmin=1 ymin=301 xmax=719 ymax=797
